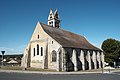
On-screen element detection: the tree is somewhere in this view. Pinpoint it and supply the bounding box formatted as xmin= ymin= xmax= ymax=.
xmin=101 ymin=38 xmax=120 ymax=66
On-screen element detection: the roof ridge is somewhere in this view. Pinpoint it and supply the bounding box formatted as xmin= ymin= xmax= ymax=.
xmin=39 ymin=21 xmax=84 ymax=37
xmin=39 ymin=21 xmax=101 ymax=51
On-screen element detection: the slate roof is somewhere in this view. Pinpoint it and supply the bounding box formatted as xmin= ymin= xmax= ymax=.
xmin=39 ymin=22 xmax=101 ymax=51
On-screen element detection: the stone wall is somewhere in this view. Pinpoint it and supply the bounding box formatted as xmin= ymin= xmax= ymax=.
xmin=21 ymin=22 xmax=104 ymax=71
xmin=22 ymin=22 xmax=62 ymax=70
xmin=63 ymin=48 xmax=104 ymax=71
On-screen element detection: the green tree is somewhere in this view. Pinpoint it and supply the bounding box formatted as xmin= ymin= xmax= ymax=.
xmin=101 ymin=38 xmax=120 ymax=66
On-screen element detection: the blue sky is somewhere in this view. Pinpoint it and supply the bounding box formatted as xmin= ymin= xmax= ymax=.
xmin=0 ymin=0 xmax=120 ymax=55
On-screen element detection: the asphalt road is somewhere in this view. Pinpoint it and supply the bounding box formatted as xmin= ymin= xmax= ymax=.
xmin=0 ymin=72 xmax=120 ymax=80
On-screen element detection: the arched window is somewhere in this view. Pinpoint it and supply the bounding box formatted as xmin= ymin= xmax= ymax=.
xmin=37 ymin=44 xmax=39 ymax=55
xmin=52 ymin=41 xmax=53 ymax=44
xmin=49 ymin=21 xmax=53 ymax=26
xmin=33 ymin=48 xmax=35 ymax=56
xmin=38 ymin=35 xmax=39 ymax=39
xmin=51 ymin=50 xmax=57 ymax=62
xmin=41 ymin=47 xmax=43 ymax=56
xmin=50 ymin=14 xmax=52 ymax=19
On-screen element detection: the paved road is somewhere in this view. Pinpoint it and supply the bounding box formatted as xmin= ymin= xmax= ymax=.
xmin=0 ymin=72 xmax=120 ymax=80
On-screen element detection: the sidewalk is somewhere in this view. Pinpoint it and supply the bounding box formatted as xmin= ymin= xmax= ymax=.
xmin=0 ymin=69 xmax=110 ymax=74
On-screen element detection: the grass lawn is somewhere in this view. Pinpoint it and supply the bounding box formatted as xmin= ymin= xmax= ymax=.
xmin=1 ymin=66 xmax=120 ymax=72
xmin=0 ymin=66 xmax=22 ymax=70
xmin=0 ymin=66 xmax=56 ymax=72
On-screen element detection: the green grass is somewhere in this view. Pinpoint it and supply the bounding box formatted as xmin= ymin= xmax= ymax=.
xmin=0 ymin=66 xmax=22 ymax=70
xmin=1 ymin=66 xmax=120 ymax=72
xmin=0 ymin=66 xmax=56 ymax=72
xmin=26 ymin=67 xmax=56 ymax=72
xmin=78 ymin=68 xmax=120 ymax=72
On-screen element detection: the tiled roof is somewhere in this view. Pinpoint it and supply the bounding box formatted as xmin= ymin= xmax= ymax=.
xmin=40 ymin=22 xmax=101 ymax=51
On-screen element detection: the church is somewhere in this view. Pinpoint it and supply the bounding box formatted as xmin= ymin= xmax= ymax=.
xmin=21 ymin=9 xmax=104 ymax=71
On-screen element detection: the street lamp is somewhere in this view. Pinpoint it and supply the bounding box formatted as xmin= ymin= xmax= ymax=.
xmin=1 ymin=51 xmax=5 ymax=67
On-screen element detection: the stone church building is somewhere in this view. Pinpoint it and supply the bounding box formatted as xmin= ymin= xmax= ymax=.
xmin=21 ymin=10 xmax=104 ymax=71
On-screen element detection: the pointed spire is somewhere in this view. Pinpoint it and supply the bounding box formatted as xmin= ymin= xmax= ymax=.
xmin=54 ymin=9 xmax=58 ymax=15
xmin=47 ymin=9 xmax=60 ymax=28
xmin=54 ymin=9 xmax=59 ymax=19
xmin=50 ymin=9 xmax=53 ymax=15
xmin=48 ymin=9 xmax=54 ymax=20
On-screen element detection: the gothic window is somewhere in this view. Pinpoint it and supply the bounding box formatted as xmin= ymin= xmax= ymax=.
xmin=55 ymin=21 xmax=59 ymax=28
xmin=51 ymin=50 xmax=57 ymax=62
xmin=41 ymin=47 xmax=43 ymax=56
xmin=56 ymin=16 xmax=58 ymax=19
xmin=55 ymin=14 xmax=58 ymax=19
xmin=37 ymin=44 xmax=39 ymax=55
xmin=50 ymin=14 xmax=52 ymax=19
xmin=33 ymin=48 xmax=35 ymax=56
xmin=51 ymin=21 xmax=53 ymax=26
xmin=52 ymin=41 xmax=53 ymax=44
xmin=49 ymin=21 xmax=53 ymax=26
xmin=38 ymin=35 xmax=39 ymax=39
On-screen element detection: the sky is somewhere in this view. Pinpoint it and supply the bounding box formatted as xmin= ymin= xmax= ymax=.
xmin=0 ymin=0 xmax=120 ymax=55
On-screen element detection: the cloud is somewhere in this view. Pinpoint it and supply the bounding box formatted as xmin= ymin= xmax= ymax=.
xmin=0 ymin=47 xmax=22 ymax=55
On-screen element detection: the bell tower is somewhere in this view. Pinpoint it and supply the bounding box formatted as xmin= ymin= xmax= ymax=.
xmin=48 ymin=9 xmax=60 ymax=28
